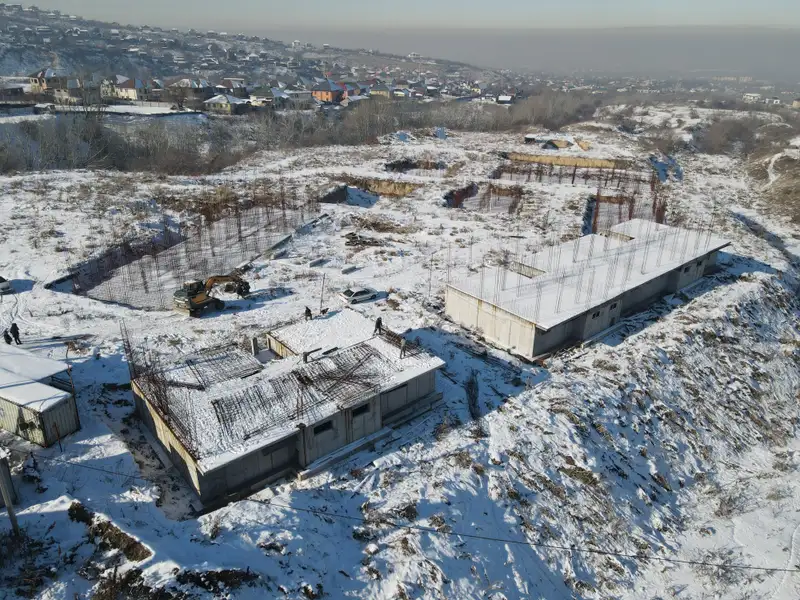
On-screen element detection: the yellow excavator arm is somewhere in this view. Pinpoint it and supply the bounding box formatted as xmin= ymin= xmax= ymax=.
xmin=203 ymin=275 xmax=241 ymax=291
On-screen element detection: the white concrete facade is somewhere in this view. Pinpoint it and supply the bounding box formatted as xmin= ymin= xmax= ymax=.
xmin=445 ymin=221 xmax=729 ymax=359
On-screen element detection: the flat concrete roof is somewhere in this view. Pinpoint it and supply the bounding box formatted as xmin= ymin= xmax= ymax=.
xmin=448 ymin=219 xmax=730 ymax=331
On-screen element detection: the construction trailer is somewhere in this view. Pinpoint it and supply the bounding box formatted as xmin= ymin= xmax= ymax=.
xmin=445 ymin=219 xmax=730 ymax=360
xmin=131 ymin=309 xmax=444 ymax=506
xmin=0 ymin=346 xmax=79 ymax=447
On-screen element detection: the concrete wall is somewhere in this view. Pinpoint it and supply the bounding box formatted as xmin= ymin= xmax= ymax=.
xmin=445 ymin=286 xmax=537 ymax=358
xmin=302 ymin=409 xmax=349 ymax=464
xmin=670 ymin=253 xmax=710 ymax=291
xmin=346 ymin=396 xmax=381 ymax=442
xmin=265 ymin=333 xmax=295 ymax=358
xmin=135 ymin=366 xmax=440 ymax=505
xmin=381 ymin=371 xmax=437 ymax=425
xmin=460 ymin=248 xmax=722 ymax=357
xmin=199 ymin=435 xmax=299 ymax=504
xmin=133 ymin=383 xmax=202 ymax=495
xmin=533 ymin=315 xmax=583 ymax=355
xmin=622 ymin=272 xmax=672 ymax=315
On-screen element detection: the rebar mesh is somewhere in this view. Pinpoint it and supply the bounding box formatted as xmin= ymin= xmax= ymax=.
xmin=71 ymin=202 xmax=317 ymax=310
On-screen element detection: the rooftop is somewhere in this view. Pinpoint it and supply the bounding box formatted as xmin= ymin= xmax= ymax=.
xmin=448 ymin=219 xmax=730 ymax=331
xmin=0 ymin=368 xmax=71 ymax=412
xmin=135 ymin=310 xmax=444 ymax=473
xmin=0 ymin=345 xmax=69 ymax=381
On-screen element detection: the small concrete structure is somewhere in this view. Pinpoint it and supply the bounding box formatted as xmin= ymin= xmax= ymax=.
xmin=0 ymin=346 xmax=78 ymax=447
xmin=133 ymin=310 xmax=444 ymax=506
xmin=445 ymin=220 xmax=730 ymax=359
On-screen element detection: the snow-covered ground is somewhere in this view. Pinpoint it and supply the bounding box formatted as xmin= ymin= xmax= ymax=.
xmin=1 ymin=113 xmax=799 ymax=599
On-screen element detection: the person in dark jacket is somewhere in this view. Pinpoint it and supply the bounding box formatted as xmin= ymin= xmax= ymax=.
xmin=9 ymin=322 xmax=20 ymax=345
xmin=2 ymin=330 xmax=11 ymax=345
xmin=373 ymin=317 xmax=383 ymax=335
xmin=304 ymin=306 xmax=312 ymax=321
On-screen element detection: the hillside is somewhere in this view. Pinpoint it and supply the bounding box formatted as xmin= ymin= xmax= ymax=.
xmin=0 ymin=115 xmax=799 ymax=599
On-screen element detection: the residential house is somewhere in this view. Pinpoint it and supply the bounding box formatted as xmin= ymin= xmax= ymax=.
xmin=220 ymin=77 xmax=249 ymax=98
xmin=53 ymin=79 xmax=101 ymax=105
xmin=765 ymin=97 xmax=781 ymax=105
xmin=203 ymin=93 xmax=250 ymax=115
xmin=339 ymin=82 xmax=361 ymax=98
xmin=793 ymin=99 xmax=800 ymax=110
xmin=742 ymin=92 xmax=762 ymax=103
xmin=249 ymin=87 xmax=275 ymax=107
xmin=369 ymin=83 xmax=392 ymax=98
xmin=107 ymin=76 xmax=148 ymax=101
xmin=28 ymin=68 xmax=68 ymax=94
xmin=284 ymin=85 xmax=314 ymax=107
xmin=167 ymin=78 xmax=215 ymax=106
xmin=339 ymin=95 xmax=367 ymax=108
xmin=312 ymin=81 xmax=345 ymax=103
xmin=270 ymin=87 xmax=291 ymax=108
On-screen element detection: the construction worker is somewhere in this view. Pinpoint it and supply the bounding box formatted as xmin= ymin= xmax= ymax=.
xmin=9 ymin=322 xmax=20 ymax=345
xmin=400 ymin=338 xmax=407 ymax=358
xmin=304 ymin=306 xmax=312 ymax=321
xmin=373 ymin=317 xmax=383 ymax=335
xmin=2 ymin=330 xmax=11 ymax=345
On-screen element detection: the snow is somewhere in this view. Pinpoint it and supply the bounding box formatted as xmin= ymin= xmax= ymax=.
xmin=0 ymin=108 xmax=798 ymax=598
xmin=0 ymin=368 xmax=70 ymax=412
xmin=204 ymin=94 xmax=248 ymax=106
xmin=269 ymin=307 xmax=384 ymax=354
xmin=139 ymin=310 xmax=444 ymax=472
xmin=449 ymin=220 xmax=730 ymax=330
xmin=0 ymin=344 xmax=69 ymax=380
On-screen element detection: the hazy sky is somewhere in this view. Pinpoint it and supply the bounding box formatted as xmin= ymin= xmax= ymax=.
xmin=26 ymin=0 xmax=800 ymax=31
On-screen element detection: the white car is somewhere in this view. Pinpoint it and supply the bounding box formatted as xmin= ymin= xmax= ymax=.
xmin=0 ymin=276 xmax=11 ymax=295
xmin=339 ymin=287 xmax=378 ymax=304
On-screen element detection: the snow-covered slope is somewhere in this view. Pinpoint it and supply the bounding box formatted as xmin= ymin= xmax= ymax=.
xmin=0 ymin=123 xmax=799 ymax=599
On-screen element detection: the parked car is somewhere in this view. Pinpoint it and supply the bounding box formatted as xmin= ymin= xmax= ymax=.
xmin=339 ymin=287 xmax=378 ymax=304
xmin=0 ymin=276 xmax=11 ymax=295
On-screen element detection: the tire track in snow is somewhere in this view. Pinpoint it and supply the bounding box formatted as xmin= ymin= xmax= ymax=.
xmin=766 ymin=152 xmax=784 ymax=187
xmin=768 ymin=520 xmax=800 ymax=600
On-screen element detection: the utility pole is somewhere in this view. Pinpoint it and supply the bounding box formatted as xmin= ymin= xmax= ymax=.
xmin=319 ymin=273 xmax=326 ymax=313
xmin=427 ymin=256 xmax=434 ymax=300
xmin=0 ymin=452 xmax=19 ymax=537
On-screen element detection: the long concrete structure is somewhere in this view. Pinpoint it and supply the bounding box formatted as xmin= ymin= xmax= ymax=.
xmin=445 ymin=219 xmax=730 ymax=359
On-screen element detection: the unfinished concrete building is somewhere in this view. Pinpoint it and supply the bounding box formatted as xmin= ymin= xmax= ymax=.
xmin=445 ymin=219 xmax=730 ymax=359
xmin=130 ymin=310 xmax=444 ymax=505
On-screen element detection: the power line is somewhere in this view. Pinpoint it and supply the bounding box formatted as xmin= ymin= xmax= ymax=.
xmin=5 ymin=445 xmax=800 ymax=575
xmin=248 ymin=498 xmax=800 ymax=574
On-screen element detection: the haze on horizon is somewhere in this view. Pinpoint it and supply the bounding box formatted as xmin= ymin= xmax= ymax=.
xmin=24 ymin=0 xmax=800 ymax=30
xmin=21 ymin=1 xmax=800 ymax=79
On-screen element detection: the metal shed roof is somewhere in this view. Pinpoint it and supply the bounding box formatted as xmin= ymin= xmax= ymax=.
xmin=0 ymin=368 xmax=71 ymax=413
xmin=0 ymin=345 xmax=69 ymax=381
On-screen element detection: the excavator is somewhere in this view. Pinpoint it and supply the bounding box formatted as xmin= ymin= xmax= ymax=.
xmin=172 ymin=275 xmax=251 ymax=317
